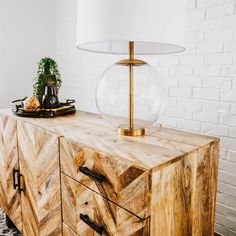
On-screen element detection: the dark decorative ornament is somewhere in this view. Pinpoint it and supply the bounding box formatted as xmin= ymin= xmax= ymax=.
xmin=42 ymin=82 xmax=60 ymax=109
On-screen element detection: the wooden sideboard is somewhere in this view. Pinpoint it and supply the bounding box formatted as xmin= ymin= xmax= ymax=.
xmin=0 ymin=110 xmax=219 ymax=236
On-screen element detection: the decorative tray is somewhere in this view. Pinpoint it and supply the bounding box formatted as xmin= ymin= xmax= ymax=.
xmin=12 ymin=98 xmax=76 ymax=118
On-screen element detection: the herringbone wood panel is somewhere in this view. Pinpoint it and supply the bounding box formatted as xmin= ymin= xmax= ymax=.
xmin=61 ymin=173 xmax=149 ymax=236
xmin=60 ymin=138 xmax=150 ymax=219
xmin=63 ymin=223 xmax=78 ymax=236
xmin=17 ymin=121 xmax=61 ymax=236
xmin=0 ymin=114 xmax=22 ymax=232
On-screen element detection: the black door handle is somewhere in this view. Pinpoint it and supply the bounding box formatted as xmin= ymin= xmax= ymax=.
xmin=80 ymin=214 xmax=104 ymax=235
xmin=12 ymin=168 xmax=24 ymax=193
xmin=79 ymin=166 xmax=105 ymax=182
xmin=17 ymin=173 xmax=24 ymax=193
xmin=13 ymin=168 xmax=19 ymax=189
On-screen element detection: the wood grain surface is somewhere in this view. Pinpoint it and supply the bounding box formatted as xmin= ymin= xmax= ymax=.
xmin=60 ymin=138 xmax=150 ymax=219
xmin=1 ymin=109 xmax=218 ymax=171
xmin=0 ymin=114 xmax=22 ymax=232
xmin=17 ymin=120 xmax=61 ymax=236
xmin=63 ymin=223 xmax=78 ymax=236
xmin=61 ymin=173 xmax=150 ymax=236
xmin=150 ymin=141 xmax=219 ymax=236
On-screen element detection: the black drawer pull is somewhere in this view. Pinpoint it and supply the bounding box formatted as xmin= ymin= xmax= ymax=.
xmin=17 ymin=173 xmax=24 ymax=193
xmin=79 ymin=166 xmax=105 ymax=182
xmin=13 ymin=168 xmax=19 ymax=189
xmin=80 ymin=214 xmax=104 ymax=235
xmin=13 ymin=169 xmax=24 ymax=193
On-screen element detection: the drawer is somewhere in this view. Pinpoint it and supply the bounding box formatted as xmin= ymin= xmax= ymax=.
xmin=60 ymin=138 xmax=150 ymax=219
xmin=61 ymin=173 xmax=150 ymax=236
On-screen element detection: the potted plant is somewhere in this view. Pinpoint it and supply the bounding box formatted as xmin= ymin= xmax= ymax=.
xmin=33 ymin=57 xmax=62 ymax=104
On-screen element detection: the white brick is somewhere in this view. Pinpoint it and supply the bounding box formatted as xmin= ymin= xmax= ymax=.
xmin=222 ymin=65 xmax=236 ymax=77
xmin=224 ymin=15 xmax=236 ymax=28
xmin=219 ymin=160 xmax=236 ymax=176
xmin=187 ymin=9 xmax=206 ymax=21
xmin=169 ymin=108 xmax=193 ymax=119
xmin=201 ymin=123 xmax=229 ymax=136
xmin=205 ymin=55 xmax=233 ymax=65
xmin=197 ymin=0 xmax=224 ymax=8
xmin=205 ymin=17 xmax=224 ymax=30
xmin=169 ymin=87 xmax=192 ymax=98
xmin=232 ymin=79 xmax=236 ymax=89
xmin=177 ymin=98 xmax=202 ymax=111
xmin=177 ymin=119 xmax=201 ymax=131
xmin=231 ymin=104 xmax=236 ymax=114
xmin=220 ymin=114 xmax=236 ymax=126
xmin=169 ymin=66 xmax=193 ymax=76
xmin=221 ymin=138 xmax=236 ymax=151
xmin=224 ymin=41 xmax=236 ymax=53
xmin=155 ymin=66 xmax=169 ymax=76
xmin=217 ymin=192 xmax=236 ymax=209
xmin=197 ymin=42 xmax=223 ymax=54
xmin=229 ymin=128 xmax=236 ymax=139
xmin=165 ymin=98 xmax=177 ymax=108
xmin=215 ymin=223 xmax=236 ymax=236
xmin=194 ymin=111 xmax=219 ymax=123
xmin=206 ymin=4 xmax=234 ymax=18
xmin=221 ymin=90 xmax=236 ymax=102
xmin=218 ymin=182 xmax=236 ymax=197
xmin=205 ymin=29 xmax=234 ymax=41
xmin=178 ymin=77 xmax=202 ymax=87
xmin=216 ymin=202 xmax=236 ymax=220
xmin=195 ymin=19 xmax=206 ymax=31
xmin=193 ymin=88 xmax=220 ymax=100
xmin=158 ymin=56 xmax=179 ymax=66
xmin=164 ymin=77 xmax=178 ymax=87
xmin=186 ymin=31 xmax=204 ymax=43
xmin=203 ymin=78 xmax=231 ymax=89
xmin=195 ymin=65 xmax=221 ymax=76
xmin=220 ymin=149 xmax=228 ymax=160
xmin=202 ymin=101 xmax=230 ymax=113
xmin=180 ymin=55 xmax=204 ymax=65
xmin=226 ymin=151 xmax=236 ymax=163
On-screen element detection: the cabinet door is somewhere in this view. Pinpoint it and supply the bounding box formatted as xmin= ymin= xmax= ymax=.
xmin=62 ymin=173 xmax=149 ymax=236
xmin=0 ymin=114 xmax=22 ymax=231
xmin=17 ymin=121 xmax=61 ymax=236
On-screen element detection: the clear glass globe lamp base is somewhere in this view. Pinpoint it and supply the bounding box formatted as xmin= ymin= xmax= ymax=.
xmin=95 ymin=59 xmax=165 ymax=136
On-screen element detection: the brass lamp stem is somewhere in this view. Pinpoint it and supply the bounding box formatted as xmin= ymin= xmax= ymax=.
xmin=116 ymin=42 xmax=145 ymax=136
xmin=129 ymin=42 xmax=134 ymax=130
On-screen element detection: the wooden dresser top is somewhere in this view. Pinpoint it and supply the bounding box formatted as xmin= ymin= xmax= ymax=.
xmin=1 ymin=109 xmax=218 ymax=171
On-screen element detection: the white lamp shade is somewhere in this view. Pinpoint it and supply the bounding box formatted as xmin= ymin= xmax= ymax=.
xmin=77 ymin=0 xmax=186 ymax=55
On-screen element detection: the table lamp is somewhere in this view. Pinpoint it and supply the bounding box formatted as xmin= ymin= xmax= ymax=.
xmin=77 ymin=0 xmax=186 ymax=136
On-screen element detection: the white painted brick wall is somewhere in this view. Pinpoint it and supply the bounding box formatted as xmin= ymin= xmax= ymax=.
xmin=56 ymin=0 xmax=236 ymax=235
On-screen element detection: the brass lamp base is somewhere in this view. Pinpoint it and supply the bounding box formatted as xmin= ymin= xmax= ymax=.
xmin=118 ymin=124 xmax=145 ymax=136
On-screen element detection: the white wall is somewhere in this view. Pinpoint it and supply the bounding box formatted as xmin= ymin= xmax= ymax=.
xmin=56 ymin=0 xmax=236 ymax=235
xmin=0 ymin=0 xmax=56 ymax=108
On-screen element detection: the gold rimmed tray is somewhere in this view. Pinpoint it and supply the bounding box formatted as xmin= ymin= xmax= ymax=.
xmin=12 ymin=99 xmax=76 ymax=118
